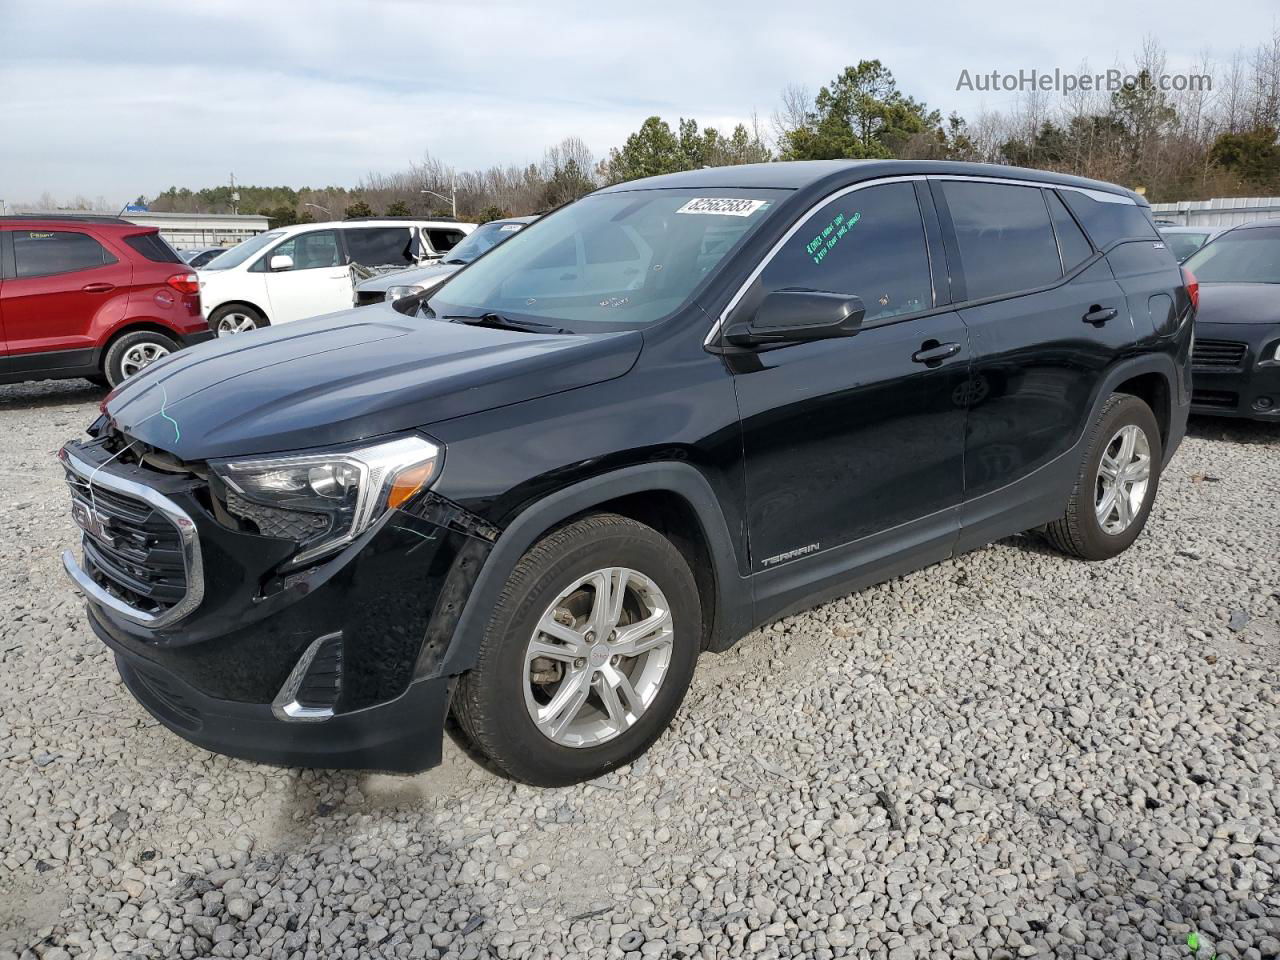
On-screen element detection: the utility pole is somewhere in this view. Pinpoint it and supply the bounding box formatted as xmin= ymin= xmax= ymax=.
xmin=230 ymin=172 xmax=239 ymax=215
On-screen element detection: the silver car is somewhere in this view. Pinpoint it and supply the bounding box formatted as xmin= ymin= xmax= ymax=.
xmin=354 ymin=216 xmax=537 ymax=305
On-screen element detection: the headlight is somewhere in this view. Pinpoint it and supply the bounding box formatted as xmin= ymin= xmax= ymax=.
xmin=211 ymin=435 xmax=440 ymax=567
xmin=385 ymin=284 xmax=426 ymax=302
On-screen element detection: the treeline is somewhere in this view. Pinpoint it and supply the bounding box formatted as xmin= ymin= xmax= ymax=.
xmin=141 ymin=32 xmax=1280 ymax=225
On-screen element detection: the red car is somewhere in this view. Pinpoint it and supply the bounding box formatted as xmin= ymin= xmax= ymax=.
xmin=0 ymin=216 xmax=213 ymax=388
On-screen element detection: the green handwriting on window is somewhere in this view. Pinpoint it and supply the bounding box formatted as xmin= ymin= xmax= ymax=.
xmin=804 ymin=212 xmax=861 ymax=265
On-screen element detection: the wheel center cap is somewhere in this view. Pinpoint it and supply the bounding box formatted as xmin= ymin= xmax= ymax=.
xmin=588 ymin=644 xmax=610 ymax=668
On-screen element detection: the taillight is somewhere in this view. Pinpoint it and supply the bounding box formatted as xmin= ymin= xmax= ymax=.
xmin=1182 ymin=267 xmax=1199 ymax=311
xmin=167 ymin=272 xmax=200 ymax=295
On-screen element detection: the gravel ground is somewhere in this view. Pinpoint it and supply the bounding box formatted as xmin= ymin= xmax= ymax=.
xmin=1 ymin=377 xmax=1277 ymax=960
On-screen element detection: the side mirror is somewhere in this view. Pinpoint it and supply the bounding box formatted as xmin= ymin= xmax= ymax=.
xmin=725 ymin=289 xmax=865 ymax=347
xmin=269 ymin=254 xmax=294 ymax=272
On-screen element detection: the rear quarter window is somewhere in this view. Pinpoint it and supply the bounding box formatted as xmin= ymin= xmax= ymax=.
xmin=1060 ymin=190 xmax=1160 ymax=249
xmin=426 ymin=228 xmax=466 ymax=252
xmin=123 ymin=231 xmax=184 ymax=264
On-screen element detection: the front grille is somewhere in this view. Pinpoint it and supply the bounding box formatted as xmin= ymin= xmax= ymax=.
xmin=66 ymin=471 xmax=189 ymax=616
xmin=1192 ymin=388 xmax=1239 ymax=409
xmin=62 ymin=444 xmax=203 ymax=627
xmin=1192 ymin=339 xmax=1248 ymax=369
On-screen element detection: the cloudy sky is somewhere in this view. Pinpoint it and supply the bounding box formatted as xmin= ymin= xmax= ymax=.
xmin=1 ymin=0 xmax=1276 ymax=205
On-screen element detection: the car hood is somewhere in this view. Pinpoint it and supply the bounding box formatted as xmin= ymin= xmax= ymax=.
xmin=356 ymin=261 xmax=462 ymax=294
xmin=103 ymin=310 xmax=642 ymax=461
xmin=1194 ymin=283 xmax=1280 ymax=325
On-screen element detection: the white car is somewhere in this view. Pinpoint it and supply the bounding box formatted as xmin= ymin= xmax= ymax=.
xmin=198 ymin=218 xmax=475 ymax=335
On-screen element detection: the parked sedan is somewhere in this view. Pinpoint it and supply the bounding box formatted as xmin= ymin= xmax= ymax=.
xmin=1157 ymin=225 xmax=1220 ymax=262
xmin=355 ymin=216 xmax=536 ymax=305
xmin=180 ymin=247 xmax=227 ymax=268
xmin=1183 ymin=218 xmax=1280 ymax=420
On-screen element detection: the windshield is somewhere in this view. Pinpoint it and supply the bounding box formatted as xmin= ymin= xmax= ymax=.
xmin=201 ymin=231 xmax=285 ymax=271
xmin=1184 ymin=227 xmax=1280 ymax=283
xmin=429 ymin=190 xmax=786 ymax=329
xmin=1159 ymin=231 xmax=1209 ymax=262
xmin=442 ymin=220 xmax=527 ymax=263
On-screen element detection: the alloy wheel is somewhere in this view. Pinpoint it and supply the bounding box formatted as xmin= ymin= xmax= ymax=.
xmin=523 ymin=567 xmax=674 ymax=748
xmin=216 ymin=312 xmax=258 ymax=336
xmin=119 ymin=342 xmax=170 ymax=379
xmin=1094 ymin=423 xmax=1151 ymax=535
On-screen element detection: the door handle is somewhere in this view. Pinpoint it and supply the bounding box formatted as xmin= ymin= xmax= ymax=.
xmin=911 ymin=341 xmax=962 ymax=365
xmin=1082 ymin=306 xmax=1118 ymax=325
xmin=82 ymin=282 xmax=115 ymax=293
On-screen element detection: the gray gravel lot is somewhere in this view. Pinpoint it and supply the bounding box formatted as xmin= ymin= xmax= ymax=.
xmin=1 ymin=377 xmax=1277 ymax=960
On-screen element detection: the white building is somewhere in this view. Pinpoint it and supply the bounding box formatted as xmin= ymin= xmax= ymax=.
xmin=1149 ymin=196 xmax=1280 ymax=227
xmin=11 ymin=210 xmax=270 ymax=248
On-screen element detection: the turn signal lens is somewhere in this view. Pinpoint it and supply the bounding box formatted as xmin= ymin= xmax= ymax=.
xmin=387 ymin=460 xmax=438 ymax=510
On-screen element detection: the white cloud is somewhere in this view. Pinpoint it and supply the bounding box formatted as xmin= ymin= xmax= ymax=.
xmin=1 ymin=0 xmax=1275 ymax=201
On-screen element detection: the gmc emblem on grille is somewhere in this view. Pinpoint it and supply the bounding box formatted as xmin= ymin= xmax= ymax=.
xmin=71 ymin=500 xmax=115 ymax=546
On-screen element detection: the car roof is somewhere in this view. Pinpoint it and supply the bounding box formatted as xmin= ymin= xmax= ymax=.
xmin=267 ymin=218 xmax=476 ymax=237
xmin=1223 ymin=216 xmax=1280 ymax=231
xmin=0 ymin=215 xmax=158 ymax=233
xmin=485 ymin=216 xmax=538 ymax=226
xmin=594 ymin=159 xmax=1143 ymax=203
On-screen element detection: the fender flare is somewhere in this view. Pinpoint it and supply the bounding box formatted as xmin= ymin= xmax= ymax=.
xmin=433 ymin=462 xmax=751 ymax=678
xmin=1086 ymin=350 xmax=1184 ymax=466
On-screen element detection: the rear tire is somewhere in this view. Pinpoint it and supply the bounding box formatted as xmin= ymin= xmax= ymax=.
xmin=1044 ymin=393 xmax=1162 ymax=560
xmin=452 ymin=513 xmax=701 ymax=786
xmin=102 ymin=331 xmax=180 ymax=388
xmin=209 ymin=304 xmax=266 ymax=337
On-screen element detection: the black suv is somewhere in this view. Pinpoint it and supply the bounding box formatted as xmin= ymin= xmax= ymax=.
xmin=60 ymin=161 xmax=1193 ymax=786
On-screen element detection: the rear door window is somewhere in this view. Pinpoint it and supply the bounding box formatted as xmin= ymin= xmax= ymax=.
xmin=939 ymin=181 xmax=1062 ymax=300
xmin=759 ymin=181 xmax=933 ymax=323
xmin=344 ymin=227 xmax=414 ymax=268
xmin=13 ymin=230 xmax=117 ymax=278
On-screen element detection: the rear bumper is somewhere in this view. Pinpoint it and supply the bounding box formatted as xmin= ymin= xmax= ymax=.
xmin=179 ymin=328 xmax=216 ymax=348
xmin=1190 ymin=321 xmax=1280 ymax=420
xmin=110 ymin=639 xmax=450 ymax=773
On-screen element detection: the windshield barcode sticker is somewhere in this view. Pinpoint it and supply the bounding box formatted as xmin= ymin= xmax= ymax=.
xmin=676 ymin=198 xmax=768 ymax=217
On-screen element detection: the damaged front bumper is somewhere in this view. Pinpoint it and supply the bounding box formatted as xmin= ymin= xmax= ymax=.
xmin=61 ymin=436 xmax=496 ymax=773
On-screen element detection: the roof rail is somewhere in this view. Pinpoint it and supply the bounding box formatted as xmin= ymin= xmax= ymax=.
xmin=0 ymin=214 xmax=135 ymax=225
xmin=342 ymin=215 xmax=460 ymax=223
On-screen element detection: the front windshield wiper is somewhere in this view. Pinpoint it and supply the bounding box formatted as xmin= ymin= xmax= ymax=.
xmin=442 ymin=313 xmax=572 ymax=335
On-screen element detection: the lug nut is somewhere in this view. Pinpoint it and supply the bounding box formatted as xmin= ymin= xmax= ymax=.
xmin=585 ymin=632 xmax=595 ymax=643
xmin=610 ymin=655 xmax=620 ymax=666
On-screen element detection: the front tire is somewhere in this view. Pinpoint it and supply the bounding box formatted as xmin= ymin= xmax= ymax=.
xmin=452 ymin=513 xmax=701 ymax=786
xmin=1045 ymin=393 xmax=1163 ymax=560
xmin=102 ymin=331 xmax=179 ymax=388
